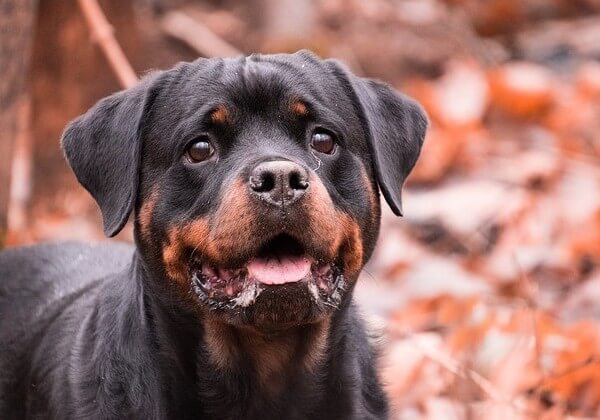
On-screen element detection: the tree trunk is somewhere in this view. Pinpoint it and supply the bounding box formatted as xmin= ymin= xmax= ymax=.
xmin=0 ymin=0 xmax=37 ymax=247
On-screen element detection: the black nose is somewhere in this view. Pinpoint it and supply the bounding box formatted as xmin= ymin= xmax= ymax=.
xmin=248 ymin=160 xmax=309 ymax=207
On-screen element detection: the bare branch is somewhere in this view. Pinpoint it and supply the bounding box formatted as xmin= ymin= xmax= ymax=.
xmin=160 ymin=11 xmax=241 ymax=58
xmin=77 ymin=0 xmax=138 ymax=88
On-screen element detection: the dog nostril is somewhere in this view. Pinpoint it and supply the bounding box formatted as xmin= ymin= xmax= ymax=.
xmin=289 ymin=171 xmax=309 ymax=190
xmin=250 ymin=172 xmax=275 ymax=193
xmin=249 ymin=160 xmax=309 ymax=207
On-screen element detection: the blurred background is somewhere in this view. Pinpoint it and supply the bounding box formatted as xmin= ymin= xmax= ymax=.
xmin=2 ymin=0 xmax=600 ymax=418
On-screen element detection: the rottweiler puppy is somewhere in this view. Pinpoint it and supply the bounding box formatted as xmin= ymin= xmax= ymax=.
xmin=0 ymin=51 xmax=426 ymax=419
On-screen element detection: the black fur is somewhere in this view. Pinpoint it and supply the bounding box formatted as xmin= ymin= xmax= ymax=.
xmin=0 ymin=51 xmax=427 ymax=419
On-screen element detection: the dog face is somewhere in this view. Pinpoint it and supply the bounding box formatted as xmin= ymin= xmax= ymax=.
xmin=62 ymin=51 xmax=427 ymax=329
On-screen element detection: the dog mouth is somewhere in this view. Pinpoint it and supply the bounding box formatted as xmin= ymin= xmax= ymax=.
xmin=190 ymin=234 xmax=345 ymax=310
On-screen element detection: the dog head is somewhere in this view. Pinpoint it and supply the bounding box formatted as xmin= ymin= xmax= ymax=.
xmin=62 ymin=51 xmax=427 ymax=330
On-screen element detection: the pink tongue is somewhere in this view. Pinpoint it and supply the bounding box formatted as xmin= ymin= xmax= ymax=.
xmin=247 ymin=256 xmax=311 ymax=285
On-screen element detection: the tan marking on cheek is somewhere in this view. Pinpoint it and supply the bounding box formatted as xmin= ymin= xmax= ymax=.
xmin=305 ymin=176 xmax=364 ymax=276
xmin=162 ymin=219 xmax=210 ymax=285
xmin=161 ymin=242 xmax=181 ymax=281
xmin=360 ymin=164 xmax=380 ymax=227
xmin=138 ymin=187 xmax=159 ymax=240
xmin=161 ymin=179 xmax=256 ymax=286
xmin=210 ymin=105 xmax=230 ymax=125
xmin=304 ymin=177 xmax=344 ymax=259
xmin=290 ymin=99 xmax=308 ymax=116
xmin=209 ymin=179 xmax=255 ymax=261
xmin=339 ymin=214 xmax=364 ymax=277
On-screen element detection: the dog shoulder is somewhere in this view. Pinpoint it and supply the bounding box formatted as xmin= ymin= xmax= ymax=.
xmin=0 ymin=241 xmax=133 ymax=356
xmin=0 ymin=241 xmax=133 ymax=295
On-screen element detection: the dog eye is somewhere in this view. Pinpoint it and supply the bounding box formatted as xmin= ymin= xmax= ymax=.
xmin=185 ymin=138 xmax=214 ymax=163
xmin=310 ymin=130 xmax=337 ymax=154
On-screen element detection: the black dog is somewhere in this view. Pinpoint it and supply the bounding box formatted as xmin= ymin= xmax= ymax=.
xmin=0 ymin=51 xmax=426 ymax=419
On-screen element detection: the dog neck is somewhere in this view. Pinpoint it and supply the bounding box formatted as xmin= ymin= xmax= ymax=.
xmin=201 ymin=313 xmax=331 ymax=395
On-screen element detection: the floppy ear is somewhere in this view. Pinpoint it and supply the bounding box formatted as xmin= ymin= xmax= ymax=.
xmin=61 ymin=74 xmax=161 ymax=237
xmin=326 ymin=61 xmax=428 ymax=216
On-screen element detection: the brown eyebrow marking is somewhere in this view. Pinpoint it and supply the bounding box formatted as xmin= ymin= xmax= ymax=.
xmin=290 ymin=99 xmax=309 ymax=116
xmin=210 ymin=105 xmax=230 ymax=125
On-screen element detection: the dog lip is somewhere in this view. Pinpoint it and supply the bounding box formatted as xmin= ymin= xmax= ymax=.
xmin=190 ymin=258 xmax=343 ymax=309
xmin=189 ymin=233 xmax=344 ymax=309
